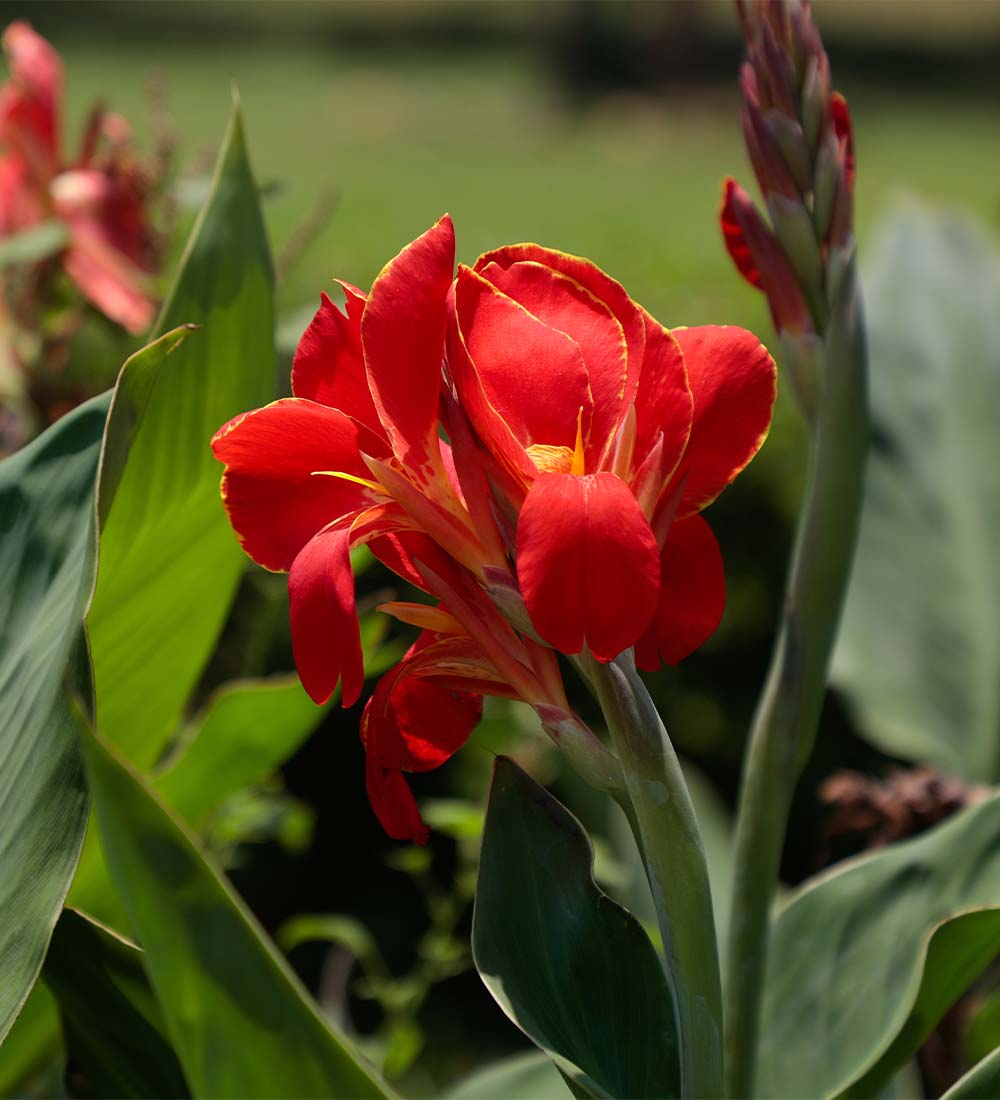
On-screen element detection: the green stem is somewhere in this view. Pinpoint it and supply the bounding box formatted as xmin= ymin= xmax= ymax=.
xmin=724 ymin=260 xmax=868 ymax=1098
xmin=584 ymin=652 xmax=723 ymax=1099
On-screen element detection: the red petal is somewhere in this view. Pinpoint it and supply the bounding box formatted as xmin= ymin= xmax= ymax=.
xmin=370 ymin=527 xmax=464 ymax=594
xmin=0 ymin=21 xmax=61 ymax=173
xmin=669 ymin=326 xmax=776 ymax=516
xmin=365 ymin=758 xmax=429 ymax=845
xmin=361 ymin=215 xmax=454 ymax=468
xmin=476 ymin=258 xmax=628 ymax=466
xmin=721 ymin=177 xmax=763 ymax=288
xmin=632 ymin=313 xmax=693 ymax=483
xmin=364 ymin=635 xmax=484 ymax=772
xmin=635 ymin=514 xmax=725 ymax=670
xmin=447 ymin=279 xmax=535 ymax=486
xmin=0 ymin=155 xmax=43 ymax=234
xmin=720 ymin=179 xmax=812 ymax=335
xmin=291 ymin=291 xmax=387 ymax=453
xmin=62 ymin=232 xmax=154 ymax=335
xmin=212 ymin=398 xmax=381 ymax=572
xmin=361 ymin=633 xmax=485 ymax=844
xmin=831 ymin=93 xmax=855 ymax=191
xmin=474 ymin=244 xmax=646 ymax=455
xmin=452 ymin=265 xmax=590 ymax=456
xmin=516 ymin=472 xmax=660 ymax=661
xmin=288 ymin=522 xmax=364 ymax=707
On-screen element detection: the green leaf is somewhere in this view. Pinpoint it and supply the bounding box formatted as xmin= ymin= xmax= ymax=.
xmin=844 ymin=910 xmax=1000 ymax=1097
xmin=472 ymin=757 xmax=680 ymax=1100
xmin=0 ymin=220 xmax=69 ymax=267
xmin=42 ymin=908 xmax=189 ymax=1099
xmin=446 ymin=1052 xmax=572 ymax=1099
xmin=154 ymin=674 xmax=328 ymax=827
xmin=759 ymin=793 xmax=1000 ymax=1099
xmin=942 ymin=1046 xmax=1000 ymax=1099
xmin=77 ymin=710 xmax=390 ymax=1099
xmin=86 ymin=102 xmax=276 ymax=769
xmin=0 ymin=983 xmax=62 ymax=1095
xmin=833 ymin=202 xmax=1000 ymax=781
xmin=0 ymin=394 xmax=107 ymax=1043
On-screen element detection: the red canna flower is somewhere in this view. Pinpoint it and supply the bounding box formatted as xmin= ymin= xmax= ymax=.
xmin=449 ymin=245 xmax=775 ymax=667
xmin=212 ymin=216 xmax=775 ymax=841
xmin=0 ymin=21 xmax=157 ymax=333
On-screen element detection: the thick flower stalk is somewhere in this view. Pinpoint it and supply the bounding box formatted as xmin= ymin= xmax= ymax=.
xmin=213 ymin=214 xmax=776 ymax=1094
xmin=720 ymin=3 xmax=869 ymax=1095
xmin=0 ymin=21 xmax=160 ymax=334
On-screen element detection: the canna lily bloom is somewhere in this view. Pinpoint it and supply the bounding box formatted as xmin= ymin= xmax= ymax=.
xmin=449 ymin=245 xmax=776 ymax=669
xmin=0 ymin=21 xmax=157 ymax=333
xmin=212 ymin=215 xmax=775 ymax=840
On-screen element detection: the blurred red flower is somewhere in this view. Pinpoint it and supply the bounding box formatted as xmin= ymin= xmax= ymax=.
xmin=0 ymin=20 xmax=157 ymax=333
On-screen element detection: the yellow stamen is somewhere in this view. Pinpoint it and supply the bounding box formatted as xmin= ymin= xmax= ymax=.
xmin=311 ymin=470 xmax=387 ymax=495
xmin=571 ymin=407 xmax=586 ymax=476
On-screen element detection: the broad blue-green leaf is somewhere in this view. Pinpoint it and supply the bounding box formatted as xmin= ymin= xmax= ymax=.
xmin=86 ymin=102 xmax=276 ymax=769
xmin=473 ymin=757 xmax=680 ymax=1100
xmin=759 ymin=793 xmax=1000 ymax=1099
xmin=78 ymin=712 xmax=390 ymax=1099
xmin=446 ymin=1052 xmax=571 ymax=1099
xmin=0 ymin=395 xmax=106 ymax=1044
xmin=833 ymin=203 xmax=1000 ymax=780
xmin=42 ymin=908 xmax=188 ymax=1099
xmin=942 ymin=1046 xmax=1000 ymax=1099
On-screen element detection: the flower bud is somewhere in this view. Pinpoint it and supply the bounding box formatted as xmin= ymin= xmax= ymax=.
xmin=800 ymin=53 xmax=830 ymax=156
xmin=742 ymin=101 xmax=799 ymax=201
xmin=812 ymin=130 xmax=840 ymax=240
xmin=721 ymin=177 xmax=813 ymax=336
xmin=760 ymin=20 xmax=798 ymax=116
xmin=764 ymin=109 xmax=811 ymax=194
xmin=766 ymin=192 xmax=824 ymax=302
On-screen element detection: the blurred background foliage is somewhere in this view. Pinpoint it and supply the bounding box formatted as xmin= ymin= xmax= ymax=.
xmin=4 ymin=1 xmax=1000 ymax=1096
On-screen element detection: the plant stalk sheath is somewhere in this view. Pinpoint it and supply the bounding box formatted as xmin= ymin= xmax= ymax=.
xmin=724 ymin=259 xmax=868 ymax=1098
xmin=585 ymin=651 xmax=724 ymax=1100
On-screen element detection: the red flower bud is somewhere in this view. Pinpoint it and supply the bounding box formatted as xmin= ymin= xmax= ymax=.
xmin=720 ymin=177 xmax=812 ymax=336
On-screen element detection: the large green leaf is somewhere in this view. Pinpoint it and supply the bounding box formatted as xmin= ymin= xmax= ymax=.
xmin=86 ymin=102 xmax=276 ymax=769
xmin=446 ymin=1052 xmax=571 ymax=1099
xmin=0 ymin=394 xmax=107 ymax=1044
xmin=42 ymin=908 xmax=189 ymax=1099
xmin=472 ymin=757 xmax=680 ymax=1100
xmin=759 ymin=793 xmax=1000 ymax=1099
xmin=78 ymin=711 xmax=390 ymax=1099
xmin=154 ymin=674 xmax=330 ymax=827
xmin=942 ymin=1046 xmax=1000 ymax=1099
xmin=833 ymin=203 xmax=1000 ymax=780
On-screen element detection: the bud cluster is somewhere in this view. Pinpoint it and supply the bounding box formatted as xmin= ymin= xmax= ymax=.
xmin=722 ymin=0 xmax=855 ymax=360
